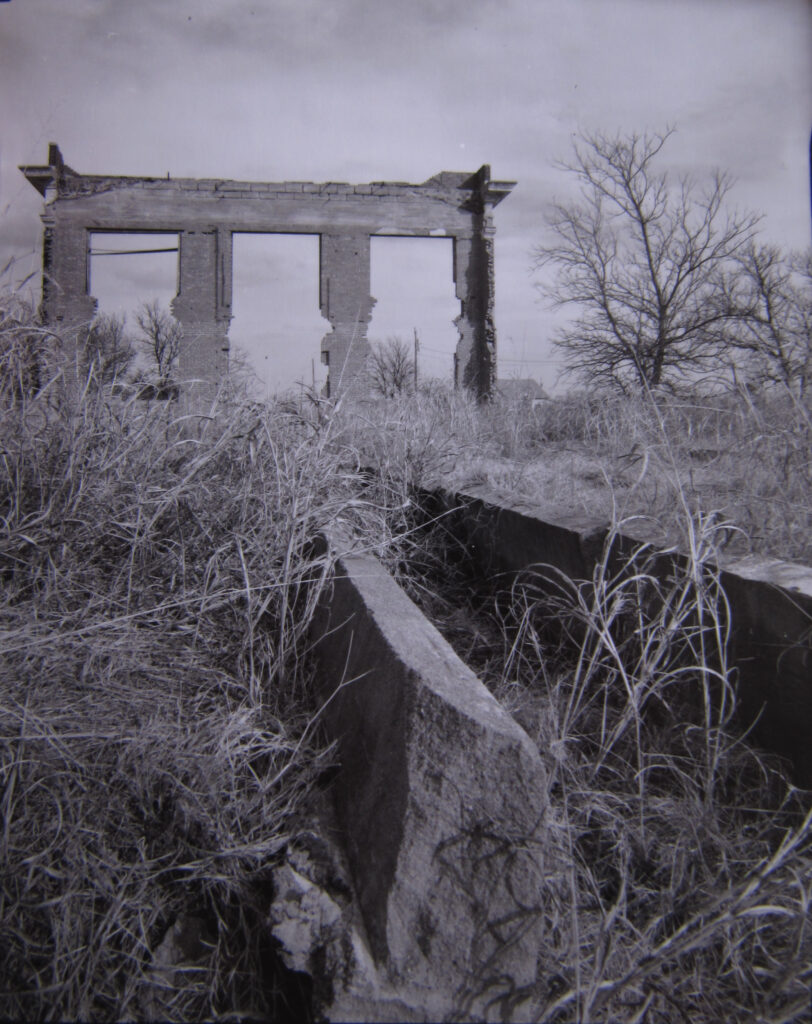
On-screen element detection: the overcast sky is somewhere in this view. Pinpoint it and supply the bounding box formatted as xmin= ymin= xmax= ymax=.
xmin=1 ymin=0 xmax=810 ymax=393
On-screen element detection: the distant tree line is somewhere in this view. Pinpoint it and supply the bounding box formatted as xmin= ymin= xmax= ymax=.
xmin=0 ymin=294 xmax=185 ymax=402
xmin=533 ymin=128 xmax=811 ymax=395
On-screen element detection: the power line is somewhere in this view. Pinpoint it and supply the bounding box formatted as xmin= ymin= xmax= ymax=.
xmin=497 ymin=355 xmax=558 ymax=364
xmin=89 ymin=247 xmax=179 ymax=256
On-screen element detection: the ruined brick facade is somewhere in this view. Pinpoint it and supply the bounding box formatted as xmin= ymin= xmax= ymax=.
xmin=21 ymin=145 xmax=514 ymax=400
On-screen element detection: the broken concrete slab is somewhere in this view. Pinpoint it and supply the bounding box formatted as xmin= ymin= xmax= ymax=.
xmin=270 ymin=834 xmax=430 ymax=1023
xmin=308 ymin=537 xmax=560 ymax=1021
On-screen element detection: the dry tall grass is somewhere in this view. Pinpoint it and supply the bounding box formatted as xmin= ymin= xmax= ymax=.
xmin=0 ymin=316 xmax=395 ymax=1020
xmin=348 ymin=383 xmax=811 ymax=564
xmin=478 ymin=387 xmax=812 ymax=564
xmin=2 ymin=296 xmax=810 ymax=1020
xmin=409 ymin=510 xmax=812 ymax=1023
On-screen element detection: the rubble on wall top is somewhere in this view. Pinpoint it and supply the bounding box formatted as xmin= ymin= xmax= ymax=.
xmin=20 ymin=144 xmax=516 ymax=207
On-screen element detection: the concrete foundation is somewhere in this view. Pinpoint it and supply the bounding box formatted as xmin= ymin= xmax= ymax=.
xmin=427 ymin=484 xmax=812 ymax=788
xmin=21 ymin=145 xmax=514 ymax=402
xmin=279 ymin=495 xmax=811 ymax=1017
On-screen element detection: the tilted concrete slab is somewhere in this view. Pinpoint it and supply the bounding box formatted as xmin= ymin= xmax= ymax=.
xmin=307 ymin=537 xmax=559 ymax=1021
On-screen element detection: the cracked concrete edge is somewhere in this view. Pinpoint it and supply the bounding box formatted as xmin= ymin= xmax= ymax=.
xmin=306 ymin=531 xmax=557 ymax=1021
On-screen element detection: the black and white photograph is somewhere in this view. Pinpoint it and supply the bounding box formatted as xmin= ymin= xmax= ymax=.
xmin=1 ymin=1 xmax=811 ymax=1020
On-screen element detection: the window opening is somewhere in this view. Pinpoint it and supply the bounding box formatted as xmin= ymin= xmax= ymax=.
xmin=87 ymin=232 xmax=180 ymax=379
xmin=369 ymin=236 xmax=458 ymax=385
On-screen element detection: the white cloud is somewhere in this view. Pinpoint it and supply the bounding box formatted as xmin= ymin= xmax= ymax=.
xmin=1 ymin=0 xmax=809 ymax=390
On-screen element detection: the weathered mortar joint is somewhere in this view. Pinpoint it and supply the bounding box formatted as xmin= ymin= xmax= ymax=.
xmin=21 ymin=145 xmax=515 ymax=405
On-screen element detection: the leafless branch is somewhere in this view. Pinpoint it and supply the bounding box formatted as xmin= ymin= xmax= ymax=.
xmin=134 ymin=300 xmax=182 ymax=380
xmin=368 ymin=336 xmax=415 ymax=398
xmin=533 ymin=128 xmax=761 ymax=392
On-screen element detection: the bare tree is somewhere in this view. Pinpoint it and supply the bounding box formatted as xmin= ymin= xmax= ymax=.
xmin=368 ymin=336 xmax=415 ymax=398
xmin=81 ymin=313 xmax=136 ymax=387
xmin=134 ymin=300 xmax=182 ymax=381
xmin=727 ymin=245 xmax=811 ymax=396
xmin=533 ymin=128 xmax=760 ymax=393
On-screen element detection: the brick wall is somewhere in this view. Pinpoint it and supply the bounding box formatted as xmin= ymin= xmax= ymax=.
xmin=23 ymin=149 xmax=515 ymax=404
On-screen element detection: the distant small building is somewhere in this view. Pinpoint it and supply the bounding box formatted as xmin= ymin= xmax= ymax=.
xmin=495 ymin=378 xmax=549 ymax=407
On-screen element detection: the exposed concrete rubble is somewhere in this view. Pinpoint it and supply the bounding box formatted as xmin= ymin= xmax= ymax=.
xmin=140 ymin=913 xmax=213 ymax=1021
xmin=21 ymin=144 xmax=515 ymax=403
xmin=303 ymin=538 xmax=562 ymax=1022
xmin=270 ymin=832 xmax=431 ymax=1022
